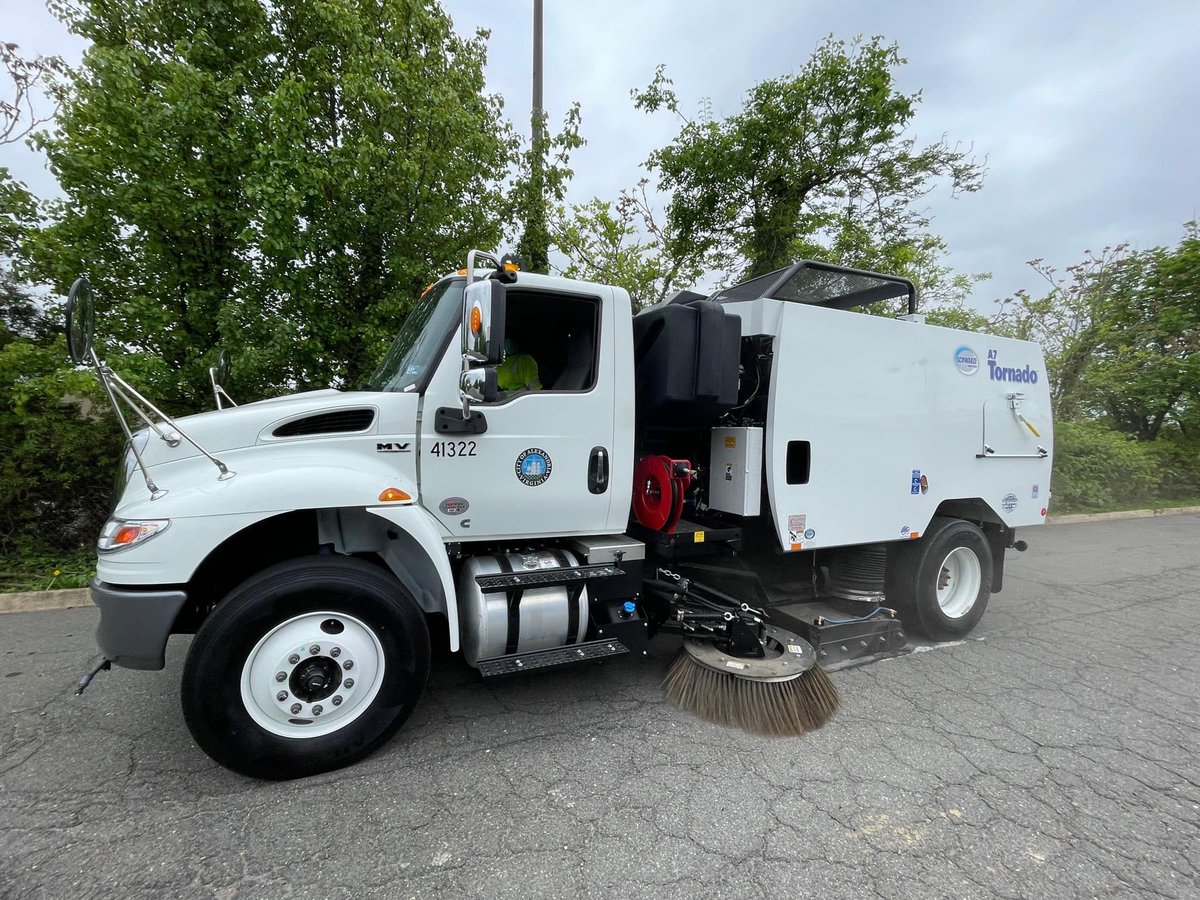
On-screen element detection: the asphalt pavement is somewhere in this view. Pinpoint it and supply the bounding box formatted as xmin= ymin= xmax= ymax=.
xmin=2 ymin=516 xmax=1199 ymax=899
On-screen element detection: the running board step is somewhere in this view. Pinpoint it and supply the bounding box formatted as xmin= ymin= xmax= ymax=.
xmin=474 ymin=564 xmax=624 ymax=593
xmin=477 ymin=638 xmax=630 ymax=678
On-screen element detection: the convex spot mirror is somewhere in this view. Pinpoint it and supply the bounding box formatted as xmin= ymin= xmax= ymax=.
xmin=460 ymin=367 xmax=499 ymax=403
xmin=65 ymin=276 xmax=96 ymax=364
xmin=461 ymin=279 xmax=506 ymax=366
xmin=215 ymin=349 xmax=231 ymax=388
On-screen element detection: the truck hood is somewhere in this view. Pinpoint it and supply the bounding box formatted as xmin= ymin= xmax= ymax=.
xmin=136 ymin=389 xmax=392 ymax=466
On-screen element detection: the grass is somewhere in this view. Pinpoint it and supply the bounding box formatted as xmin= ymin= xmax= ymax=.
xmin=1053 ymin=496 xmax=1200 ymax=516
xmin=0 ymin=551 xmax=96 ymax=593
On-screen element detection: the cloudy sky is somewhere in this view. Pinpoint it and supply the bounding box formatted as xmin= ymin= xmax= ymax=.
xmin=3 ymin=0 xmax=1198 ymax=311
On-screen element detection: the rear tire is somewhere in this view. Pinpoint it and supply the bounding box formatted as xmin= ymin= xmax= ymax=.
xmin=887 ymin=517 xmax=992 ymax=641
xmin=182 ymin=556 xmax=430 ymax=779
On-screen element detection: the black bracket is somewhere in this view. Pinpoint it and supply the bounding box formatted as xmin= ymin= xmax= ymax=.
xmin=435 ymin=407 xmax=487 ymax=434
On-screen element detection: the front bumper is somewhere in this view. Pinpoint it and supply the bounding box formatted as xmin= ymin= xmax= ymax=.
xmin=91 ymin=579 xmax=188 ymax=670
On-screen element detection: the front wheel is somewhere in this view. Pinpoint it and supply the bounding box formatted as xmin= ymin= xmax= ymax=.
xmin=182 ymin=556 xmax=430 ymax=779
xmin=887 ymin=517 xmax=993 ymax=641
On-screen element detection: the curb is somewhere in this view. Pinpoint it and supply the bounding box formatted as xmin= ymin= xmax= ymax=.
xmin=0 ymin=587 xmax=93 ymax=615
xmin=0 ymin=506 xmax=1196 ymax=615
xmin=1047 ymin=505 xmax=1200 ymax=525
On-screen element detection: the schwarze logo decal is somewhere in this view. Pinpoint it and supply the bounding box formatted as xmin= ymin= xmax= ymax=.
xmin=954 ymin=346 xmax=979 ymax=375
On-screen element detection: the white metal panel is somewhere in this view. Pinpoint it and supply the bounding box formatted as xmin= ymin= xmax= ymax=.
xmin=708 ymin=426 xmax=763 ymax=516
xmin=744 ymin=300 xmax=1053 ymax=552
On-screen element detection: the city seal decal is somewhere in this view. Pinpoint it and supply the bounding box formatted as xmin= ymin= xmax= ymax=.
xmin=515 ymin=447 xmax=552 ymax=487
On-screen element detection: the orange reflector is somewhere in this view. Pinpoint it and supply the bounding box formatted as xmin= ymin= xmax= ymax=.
xmin=456 ymin=268 xmax=468 ymax=275
xmin=113 ymin=525 xmax=144 ymax=546
xmin=470 ymin=305 xmax=482 ymax=334
xmin=909 ymin=531 xmax=920 ymax=539
xmin=378 ymin=487 xmax=411 ymax=503
xmin=503 ymin=261 xmax=519 ymax=272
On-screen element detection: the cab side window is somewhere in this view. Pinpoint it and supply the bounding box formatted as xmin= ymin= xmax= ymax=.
xmin=500 ymin=291 xmax=600 ymax=393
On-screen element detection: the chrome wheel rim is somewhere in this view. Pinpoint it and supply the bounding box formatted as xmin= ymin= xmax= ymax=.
xmin=240 ymin=612 xmax=384 ymax=739
xmin=936 ymin=547 xmax=982 ymax=619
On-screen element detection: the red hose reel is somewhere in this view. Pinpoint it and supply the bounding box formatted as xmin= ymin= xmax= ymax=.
xmin=633 ymin=455 xmax=692 ymax=533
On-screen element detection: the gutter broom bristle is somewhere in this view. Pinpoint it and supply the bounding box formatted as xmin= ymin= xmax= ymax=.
xmin=663 ymin=649 xmax=839 ymax=737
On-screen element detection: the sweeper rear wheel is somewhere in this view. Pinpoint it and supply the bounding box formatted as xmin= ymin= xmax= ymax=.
xmin=887 ymin=517 xmax=992 ymax=641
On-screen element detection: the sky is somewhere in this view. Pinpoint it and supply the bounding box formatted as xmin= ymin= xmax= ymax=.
xmin=2 ymin=0 xmax=1199 ymax=312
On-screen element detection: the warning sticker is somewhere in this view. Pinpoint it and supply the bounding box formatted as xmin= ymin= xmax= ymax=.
xmin=725 ymin=436 xmax=737 ymax=448
xmin=788 ymin=514 xmax=806 ymax=548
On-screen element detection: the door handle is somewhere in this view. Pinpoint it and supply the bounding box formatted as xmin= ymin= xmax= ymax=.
xmin=588 ymin=446 xmax=609 ymax=494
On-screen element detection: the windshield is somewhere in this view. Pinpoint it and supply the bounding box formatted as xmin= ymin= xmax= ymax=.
xmin=363 ymin=279 xmax=464 ymax=393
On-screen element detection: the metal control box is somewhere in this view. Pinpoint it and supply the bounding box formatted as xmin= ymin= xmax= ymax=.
xmin=708 ymin=427 xmax=763 ymax=516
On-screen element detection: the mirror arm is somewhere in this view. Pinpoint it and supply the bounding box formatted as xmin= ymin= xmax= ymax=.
xmin=89 ymin=348 xmax=167 ymax=500
xmin=209 ymin=367 xmax=238 ymax=410
xmin=106 ymin=380 xmax=180 ymax=447
xmin=100 ymin=364 xmax=236 ymax=481
xmin=465 ymin=250 xmax=502 ymax=286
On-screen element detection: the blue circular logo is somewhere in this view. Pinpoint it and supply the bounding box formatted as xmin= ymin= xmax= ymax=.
xmin=954 ymin=346 xmax=979 ymax=375
xmin=515 ymin=448 xmax=552 ymax=486
xmin=803 ymin=528 xmax=815 ymax=540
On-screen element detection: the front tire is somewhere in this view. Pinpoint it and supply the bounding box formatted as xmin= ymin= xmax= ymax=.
xmin=182 ymin=556 xmax=430 ymax=779
xmin=887 ymin=517 xmax=992 ymax=641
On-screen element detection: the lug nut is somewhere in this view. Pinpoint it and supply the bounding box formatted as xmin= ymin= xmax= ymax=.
xmin=309 ymin=644 xmax=320 ymax=655
xmin=332 ymin=696 xmax=343 ymax=707
xmin=275 ymin=671 xmax=287 ymax=682
xmin=288 ymin=654 xmax=300 ymax=665
xmin=277 ymin=691 xmax=288 ymax=702
xmin=343 ymin=660 xmax=353 ymax=671
xmin=344 ymin=678 xmax=354 ymax=689
xmin=290 ymin=703 xmax=302 ymax=715
xmin=331 ymin=647 xmax=341 ymax=658
xmin=312 ymin=705 xmax=323 ymax=716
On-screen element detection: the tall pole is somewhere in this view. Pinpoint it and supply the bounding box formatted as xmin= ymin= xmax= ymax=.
xmin=522 ymin=0 xmax=549 ymax=272
xmin=532 ymin=0 xmax=544 ymax=145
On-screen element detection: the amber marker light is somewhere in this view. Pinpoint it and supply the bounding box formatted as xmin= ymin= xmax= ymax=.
xmin=378 ymin=487 xmax=412 ymax=503
xmin=470 ymin=305 xmax=483 ymax=334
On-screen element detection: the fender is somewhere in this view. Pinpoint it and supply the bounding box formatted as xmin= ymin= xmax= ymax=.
xmin=98 ymin=450 xmax=427 ymax=589
xmin=363 ymin=505 xmax=460 ymax=652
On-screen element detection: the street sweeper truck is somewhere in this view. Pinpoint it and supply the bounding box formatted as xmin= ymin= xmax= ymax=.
xmin=67 ymin=250 xmax=1053 ymax=779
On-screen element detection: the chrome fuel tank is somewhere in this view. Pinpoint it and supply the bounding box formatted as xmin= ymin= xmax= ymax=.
xmin=457 ymin=549 xmax=588 ymax=666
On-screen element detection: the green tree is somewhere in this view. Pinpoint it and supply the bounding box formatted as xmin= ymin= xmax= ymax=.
xmin=1086 ymin=225 xmax=1200 ymax=440
xmin=634 ymin=36 xmax=983 ymax=283
xmin=550 ymin=177 xmax=714 ymax=308
xmin=515 ymin=105 xmax=583 ymax=275
xmin=243 ymin=0 xmax=516 ymax=390
xmin=33 ymin=0 xmax=517 ymax=402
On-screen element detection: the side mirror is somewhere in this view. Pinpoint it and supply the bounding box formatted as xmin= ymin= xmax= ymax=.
xmin=460 ymin=368 xmax=499 ymax=404
xmin=461 ymin=279 xmax=506 ymax=366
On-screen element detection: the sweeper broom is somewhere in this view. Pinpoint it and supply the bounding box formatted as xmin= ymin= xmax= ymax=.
xmin=70 ymin=250 xmax=1052 ymax=778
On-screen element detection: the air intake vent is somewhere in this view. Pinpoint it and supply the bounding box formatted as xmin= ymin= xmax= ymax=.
xmin=273 ymin=409 xmax=375 ymax=438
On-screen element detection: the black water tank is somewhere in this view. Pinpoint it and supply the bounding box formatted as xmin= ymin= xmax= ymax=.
xmin=632 ymin=300 xmax=741 ymax=427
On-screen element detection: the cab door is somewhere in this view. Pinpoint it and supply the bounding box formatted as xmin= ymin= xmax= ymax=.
xmin=418 ymin=283 xmax=619 ymax=541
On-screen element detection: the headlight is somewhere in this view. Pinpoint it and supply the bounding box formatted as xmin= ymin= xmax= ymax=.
xmin=98 ymin=518 xmax=170 ymax=553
